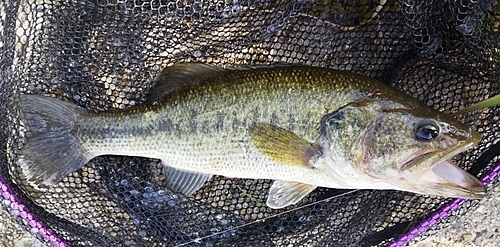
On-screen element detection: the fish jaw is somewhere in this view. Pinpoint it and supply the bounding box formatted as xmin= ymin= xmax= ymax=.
xmin=398 ymin=128 xmax=486 ymax=199
xmin=419 ymin=159 xmax=486 ymax=199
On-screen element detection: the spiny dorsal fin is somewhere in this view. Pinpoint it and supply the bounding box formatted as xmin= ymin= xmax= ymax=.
xmin=148 ymin=63 xmax=303 ymax=102
xmin=266 ymin=181 xmax=317 ymax=209
xmin=251 ymin=123 xmax=317 ymax=168
xmin=163 ymin=166 xmax=213 ymax=196
xmin=148 ymin=63 xmax=224 ymax=102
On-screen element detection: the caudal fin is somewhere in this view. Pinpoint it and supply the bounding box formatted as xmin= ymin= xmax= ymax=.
xmin=18 ymin=94 xmax=90 ymax=190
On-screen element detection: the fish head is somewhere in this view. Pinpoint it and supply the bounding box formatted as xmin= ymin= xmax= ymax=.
xmin=318 ymin=97 xmax=485 ymax=199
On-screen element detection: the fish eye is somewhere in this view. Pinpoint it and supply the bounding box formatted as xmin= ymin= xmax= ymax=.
xmin=414 ymin=120 xmax=440 ymax=142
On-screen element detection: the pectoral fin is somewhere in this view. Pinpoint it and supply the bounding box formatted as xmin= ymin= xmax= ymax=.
xmin=251 ymin=123 xmax=320 ymax=168
xmin=163 ymin=166 xmax=213 ymax=196
xmin=266 ymin=181 xmax=317 ymax=209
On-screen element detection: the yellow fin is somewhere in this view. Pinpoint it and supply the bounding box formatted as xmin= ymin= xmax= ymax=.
xmin=251 ymin=123 xmax=317 ymax=168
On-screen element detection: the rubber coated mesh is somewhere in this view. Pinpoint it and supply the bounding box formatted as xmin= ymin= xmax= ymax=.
xmin=1 ymin=0 xmax=499 ymax=246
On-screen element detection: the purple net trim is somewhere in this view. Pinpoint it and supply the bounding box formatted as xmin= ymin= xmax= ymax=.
xmin=0 ymin=175 xmax=70 ymax=247
xmin=388 ymin=162 xmax=500 ymax=247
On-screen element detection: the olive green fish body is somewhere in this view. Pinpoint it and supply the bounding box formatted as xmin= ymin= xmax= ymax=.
xmin=76 ymin=66 xmax=387 ymax=188
xmin=18 ymin=64 xmax=486 ymax=209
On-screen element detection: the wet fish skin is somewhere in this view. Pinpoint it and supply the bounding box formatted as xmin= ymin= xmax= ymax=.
xmin=77 ymin=65 xmax=386 ymax=174
xmin=17 ymin=64 xmax=485 ymax=209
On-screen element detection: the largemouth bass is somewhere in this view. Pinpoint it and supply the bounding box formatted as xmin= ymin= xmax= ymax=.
xmin=18 ymin=64 xmax=486 ymax=209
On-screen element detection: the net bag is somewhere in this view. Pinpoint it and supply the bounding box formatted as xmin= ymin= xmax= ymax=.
xmin=1 ymin=0 xmax=499 ymax=246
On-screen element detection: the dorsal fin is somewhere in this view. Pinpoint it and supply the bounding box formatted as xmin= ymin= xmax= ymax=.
xmin=148 ymin=63 xmax=300 ymax=102
xmin=148 ymin=63 xmax=224 ymax=102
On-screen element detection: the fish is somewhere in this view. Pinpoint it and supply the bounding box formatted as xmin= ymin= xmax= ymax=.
xmin=17 ymin=64 xmax=486 ymax=209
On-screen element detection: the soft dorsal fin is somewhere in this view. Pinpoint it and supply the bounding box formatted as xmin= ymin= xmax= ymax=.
xmin=148 ymin=63 xmax=224 ymax=102
xmin=251 ymin=123 xmax=319 ymax=168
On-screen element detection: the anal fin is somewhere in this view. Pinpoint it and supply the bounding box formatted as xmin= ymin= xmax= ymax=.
xmin=266 ymin=181 xmax=317 ymax=209
xmin=163 ymin=166 xmax=213 ymax=196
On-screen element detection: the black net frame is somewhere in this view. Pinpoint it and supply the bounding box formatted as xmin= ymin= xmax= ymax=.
xmin=1 ymin=0 xmax=500 ymax=246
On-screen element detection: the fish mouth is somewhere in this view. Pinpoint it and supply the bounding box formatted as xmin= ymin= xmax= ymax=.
xmin=424 ymin=159 xmax=486 ymax=199
xmin=399 ymin=145 xmax=486 ymax=199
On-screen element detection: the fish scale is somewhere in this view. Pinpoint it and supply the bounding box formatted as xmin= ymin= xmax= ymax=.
xmin=76 ymin=66 xmax=370 ymax=181
xmin=17 ymin=64 xmax=486 ymax=209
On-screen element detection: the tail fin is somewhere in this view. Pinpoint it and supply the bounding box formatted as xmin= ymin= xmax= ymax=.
xmin=18 ymin=94 xmax=90 ymax=190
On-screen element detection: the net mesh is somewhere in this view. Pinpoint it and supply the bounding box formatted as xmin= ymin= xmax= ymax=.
xmin=1 ymin=0 xmax=499 ymax=246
